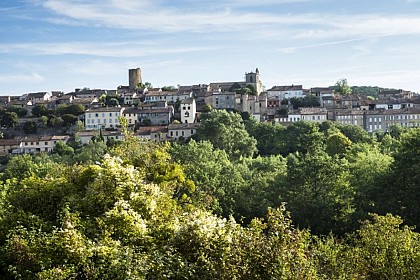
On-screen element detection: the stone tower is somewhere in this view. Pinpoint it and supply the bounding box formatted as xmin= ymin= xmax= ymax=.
xmin=245 ymin=68 xmax=263 ymax=94
xmin=129 ymin=68 xmax=142 ymax=91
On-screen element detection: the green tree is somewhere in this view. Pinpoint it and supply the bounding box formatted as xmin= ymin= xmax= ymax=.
xmin=326 ymin=131 xmax=352 ymax=157
xmin=384 ymin=128 xmax=420 ymax=228
xmin=229 ymin=82 xmax=241 ymax=92
xmin=61 ymin=114 xmax=78 ymax=126
xmin=280 ymin=150 xmax=354 ymax=235
xmin=52 ymin=141 xmax=74 ymax=156
xmin=194 ymin=110 xmax=257 ymax=159
xmin=7 ymin=106 xmax=27 ymax=117
xmin=31 ymin=104 xmax=48 ymax=117
xmin=245 ymin=120 xmax=286 ymax=156
xmin=1 ymin=111 xmax=19 ymax=128
xmin=23 ymin=120 xmax=38 ymax=134
xmin=39 ymin=115 xmax=48 ymax=128
xmin=334 ymin=78 xmax=352 ymax=95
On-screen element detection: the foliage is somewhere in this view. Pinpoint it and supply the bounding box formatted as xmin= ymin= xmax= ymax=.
xmin=6 ymin=106 xmax=27 ymax=117
xmin=0 ymin=117 xmax=419 ymax=278
xmin=23 ymin=120 xmax=38 ymax=134
xmin=1 ymin=112 xmax=19 ymax=128
xmin=31 ymin=104 xmax=49 ymax=117
xmin=194 ymin=110 xmax=257 ymax=159
xmin=334 ymin=78 xmax=352 ymax=95
xmin=161 ymin=85 xmax=177 ymax=91
xmin=56 ymin=104 xmax=85 ymax=116
xmin=288 ymin=94 xmax=320 ymax=109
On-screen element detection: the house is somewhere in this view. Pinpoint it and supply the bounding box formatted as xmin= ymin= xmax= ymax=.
xmin=144 ymin=90 xmax=192 ymax=104
xmin=18 ymin=135 xmax=70 ymax=154
xmin=204 ymin=91 xmax=236 ymax=110
xmin=378 ymin=89 xmax=412 ymax=100
xmin=181 ymin=98 xmax=197 ymax=124
xmin=365 ymin=108 xmax=420 ymax=132
xmin=334 ymin=110 xmax=365 ymax=127
xmin=168 ymin=123 xmax=199 ymax=140
xmin=122 ymin=106 xmax=174 ymax=126
xmin=26 ymin=92 xmax=52 ymax=104
xmin=267 ymin=85 xmax=304 ymax=100
xmin=135 ymin=126 xmax=169 ymax=141
xmin=178 ymin=84 xmax=209 ymax=95
xmin=77 ymin=130 xmax=125 ymax=145
xmin=209 ymin=68 xmax=264 ymax=94
xmin=287 ymin=107 xmax=328 ymax=123
xmin=84 ymin=107 xmax=125 ymax=130
xmin=236 ymin=94 xmax=268 ymax=121
xmin=74 ymin=88 xmax=106 ymax=99
xmin=0 ymin=139 xmax=22 ymax=156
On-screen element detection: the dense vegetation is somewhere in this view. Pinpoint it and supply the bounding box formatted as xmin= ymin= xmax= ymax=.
xmin=0 ymin=110 xmax=419 ymax=279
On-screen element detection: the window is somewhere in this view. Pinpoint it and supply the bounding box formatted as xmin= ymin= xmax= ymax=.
xmin=45 ymin=142 xmax=48 ymax=145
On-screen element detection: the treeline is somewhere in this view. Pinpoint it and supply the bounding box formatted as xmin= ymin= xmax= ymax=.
xmin=0 ymin=110 xmax=419 ymax=279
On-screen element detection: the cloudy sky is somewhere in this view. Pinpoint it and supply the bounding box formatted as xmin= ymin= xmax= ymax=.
xmin=1 ymin=0 xmax=420 ymax=95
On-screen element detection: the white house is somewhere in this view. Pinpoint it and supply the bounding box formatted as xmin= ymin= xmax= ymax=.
xmin=287 ymin=108 xmax=327 ymax=123
xmin=168 ymin=123 xmax=199 ymax=140
xmin=267 ymin=85 xmax=304 ymax=100
xmin=181 ymin=98 xmax=196 ymax=123
xmin=19 ymin=135 xmax=70 ymax=154
xmin=85 ymin=107 xmax=125 ymax=130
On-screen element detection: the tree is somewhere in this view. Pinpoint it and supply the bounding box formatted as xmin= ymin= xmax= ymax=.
xmin=7 ymin=106 xmax=27 ymax=117
xmin=334 ymin=78 xmax=352 ymax=95
xmin=161 ymin=85 xmax=177 ymax=91
xmin=245 ymin=84 xmax=257 ymax=95
xmin=245 ymin=120 xmax=286 ymax=156
xmin=194 ymin=110 xmax=257 ymax=159
xmin=1 ymin=112 xmax=19 ymax=128
xmin=39 ymin=115 xmax=48 ymax=128
xmin=23 ymin=120 xmax=38 ymax=134
xmin=61 ymin=114 xmax=78 ymax=126
xmin=326 ymin=132 xmax=352 ymax=157
xmin=108 ymin=98 xmax=120 ymax=107
xmin=56 ymin=104 xmax=85 ymax=116
xmin=48 ymin=115 xmax=64 ymax=127
xmin=52 ymin=141 xmax=74 ymax=156
xmin=383 ymin=128 xmax=420 ymax=228
xmin=280 ymin=150 xmax=354 ymax=235
xmin=229 ymin=82 xmax=241 ymax=92
xmin=31 ymin=104 xmax=48 ymax=117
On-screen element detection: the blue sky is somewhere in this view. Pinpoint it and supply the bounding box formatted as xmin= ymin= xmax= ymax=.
xmin=1 ymin=0 xmax=420 ymax=95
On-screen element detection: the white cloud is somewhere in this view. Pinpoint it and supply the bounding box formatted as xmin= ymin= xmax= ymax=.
xmin=0 ymin=72 xmax=44 ymax=83
xmin=0 ymin=41 xmax=219 ymax=57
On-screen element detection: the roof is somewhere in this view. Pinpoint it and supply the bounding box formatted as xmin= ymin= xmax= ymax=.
xmin=27 ymin=92 xmax=48 ymax=98
xmin=86 ymin=107 xmax=123 ymax=112
xmin=366 ymin=107 xmax=420 ymax=115
xmin=0 ymin=139 xmax=21 ymax=146
xmin=21 ymin=135 xmax=70 ymax=142
xmin=123 ymin=107 xmax=172 ymax=114
xmin=78 ymin=130 xmax=124 ymax=137
xmin=296 ymin=107 xmax=327 ymax=114
xmin=136 ymin=126 xmax=168 ymax=135
xmin=268 ymin=85 xmax=303 ymax=91
xmin=181 ymin=98 xmax=195 ymax=104
xmin=168 ymin=123 xmax=200 ymax=130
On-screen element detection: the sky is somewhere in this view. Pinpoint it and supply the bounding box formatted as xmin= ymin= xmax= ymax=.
xmin=1 ymin=0 xmax=420 ymax=95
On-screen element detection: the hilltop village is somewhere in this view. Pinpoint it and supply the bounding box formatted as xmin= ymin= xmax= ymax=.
xmin=0 ymin=67 xmax=419 ymax=155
